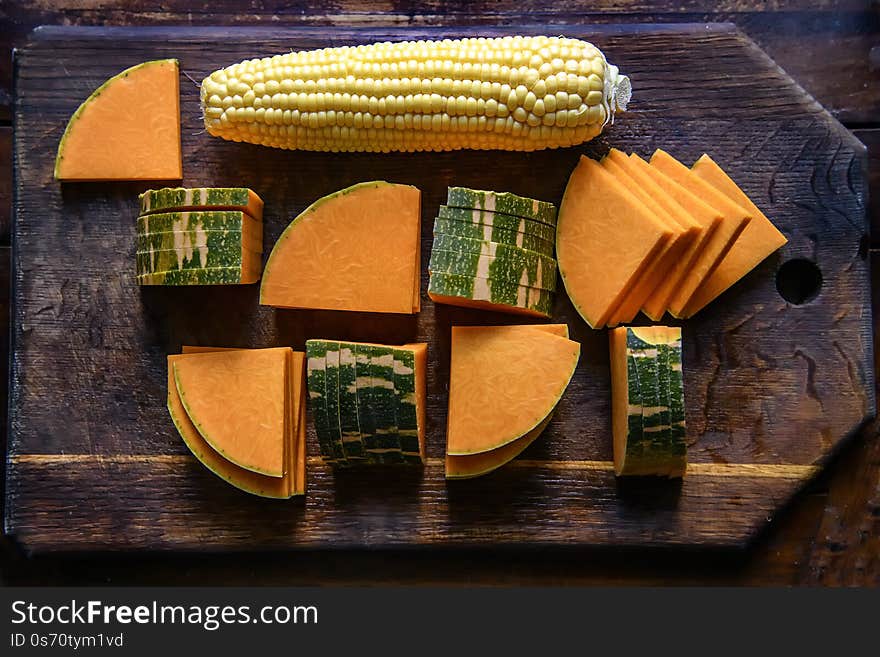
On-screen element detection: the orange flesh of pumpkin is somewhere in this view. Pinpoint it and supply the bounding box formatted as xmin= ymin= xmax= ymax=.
xmin=622 ymin=153 xmax=717 ymax=321
xmin=557 ymin=156 xmax=673 ymax=328
xmin=649 ymin=150 xmax=752 ymax=318
xmin=446 ymin=325 xmax=580 ymax=455
xmin=290 ymin=351 xmax=307 ymax=496
xmin=686 ymin=153 xmax=788 ymax=317
xmin=55 ymin=59 xmax=182 ymax=181
xmin=403 ymin=342 xmax=429 ymax=460
xmin=168 ymin=352 xmax=294 ymax=498
xmin=632 ymin=155 xmax=734 ymax=318
xmin=173 ymin=347 xmax=289 ymax=477
xmin=608 ymin=327 xmax=628 ymax=475
xmin=260 ymin=182 xmax=421 ymax=314
xmin=179 ymin=346 xmax=306 ymax=495
xmin=601 ymin=154 xmax=695 ymax=326
xmin=445 ymin=410 xmax=555 ymax=478
xmin=413 ymin=232 xmax=422 ymax=313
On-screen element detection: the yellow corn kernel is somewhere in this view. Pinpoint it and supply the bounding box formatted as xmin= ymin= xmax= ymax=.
xmin=201 ymin=35 xmax=630 ymax=152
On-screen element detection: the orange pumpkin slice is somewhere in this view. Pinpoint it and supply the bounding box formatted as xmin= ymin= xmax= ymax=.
xmin=260 ymin=181 xmax=421 ymax=314
xmin=173 ymin=347 xmax=289 ymax=477
xmin=177 ymin=346 xmax=307 ymax=496
xmin=686 ymin=154 xmax=788 ymax=316
xmin=601 ymin=150 xmax=697 ymax=325
xmin=649 ymin=150 xmax=752 ymax=318
xmin=55 ymin=59 xmax=182 ymax=181
xmin=168 ymin=349 xmax=294 ymax=498
xmin=446 ymin=325 xmax=580 ymax=456
xmin=445 ymin=410 xmax=555 ymax=479
xmin=557 ymin=155 xmax=673 ymax=328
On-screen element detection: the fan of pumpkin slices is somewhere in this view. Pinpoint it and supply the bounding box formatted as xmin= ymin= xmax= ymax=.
xmin=445 ymin=324 xmax=580 ymax=479
xmin=556 ymin=149 xmax=787 ymax=328
xmin=167 ymin=346 xmax=306 ymax=498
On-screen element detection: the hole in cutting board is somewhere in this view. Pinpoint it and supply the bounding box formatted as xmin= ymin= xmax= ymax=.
xmin=775 ymin=258 xmax=823 ymax=305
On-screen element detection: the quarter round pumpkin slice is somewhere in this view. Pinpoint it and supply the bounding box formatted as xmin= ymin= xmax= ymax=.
xmin=173 ymin=347 xmax=289 ymax=477
xmin=55 ymin=59 xmax=182 ymax=181
xmin=168 ymin=351 xmax=294 ymax=499
xmin=446 ymin=325 xmax=580 ymax=455
xmin=260 ymin=181 xmax=421 ymax=314
xmin=445 ymin=410 xmax=555 ymax=479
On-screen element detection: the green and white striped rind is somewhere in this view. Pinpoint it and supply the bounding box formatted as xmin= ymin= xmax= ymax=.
xmin=437 ymin=206 xmax=557 ymax=243
xmin=665 ymin=333 xmax=686 ymax=444
xmin=627 ymin=330 xmax=664 ymax=433
xmin=446 ymin=187 xmax=557 ymax=226
xmin=393 ymin=348 xmax=420 ymax=457
xmin=140 ymin=188 xmax=259 ymax=216
xmin=136 ymin=243 xmax=258 ymax=275
xmin=324 ymin=342 xmax=351 ymax=461
xmin=305 ymin=340 xmax=339 ymax=462
xmin=137 ymin=211 xmax=262 ymax=237
xmin=428 ymin=243 xmax=557 ymax=292
xmin=353 ymin=343 xmax=382 ymax=463
xmin=656 ymin=339 xmax=672 ymax=447
xmin=434 ymin=217 xmax=554 ymax=257
xmin=626 ymin=352 xmax=643 ymax=446
xmin=136 ymin=266 xmax=254 ymax=286
xmin=428 ymin=272 xmax=554 ymax=317
xmin=337 ymin=343 xmax=366 ymax=464
xmin=136 ymin=228 xmax=263 ymax=254
xmin=619 ymin=328 xmax=685 ymax=477
xmin=368 ymin=345 xmax=404 ymax=464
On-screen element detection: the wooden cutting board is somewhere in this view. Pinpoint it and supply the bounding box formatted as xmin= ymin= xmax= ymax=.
xmin=5 ymin=24 xmax=873 ymax=552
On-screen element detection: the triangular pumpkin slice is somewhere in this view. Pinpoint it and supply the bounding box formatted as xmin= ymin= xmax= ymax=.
xmin=260 ymin=181 xmax=421 ymax=314
xmin=686 ymin=154 xmax=788 ymax=316
xmin=649 ymin=150 xmax=752 ymax=317
xmin=601 ymin=150 xmax=696 ymax=325
xmin=621 ymin=153 xmax=717 ymax=321
xmin=55 ymin=59 xmax=182 ymax=181
xmin=168 ymin=348 xmax=294 ymax=498
xmin=173 ymin=347 xmax=289 ymax=477
xmin=446 ymin=325 xmax=580 ymax=456
xmin=557 ymin=156 xmax=673 ymax=328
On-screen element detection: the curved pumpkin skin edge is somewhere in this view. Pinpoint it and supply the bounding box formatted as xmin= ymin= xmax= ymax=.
xmin=556 ymin=155 xmax=602 ymax=329
xmin=258 ymin=180 xmax=420 ymax=303
xmin=54 ymin=59 xmax=179 ymax=179
xmin=445 ymin=329 xmax=581 ymax=456
xmin=166 ymin=392 xmax=293 ymax=500
xmin=172 ymin=357 xmax=286 ymax=478
xmin=445 ymin=409 xmax=556 ymax=479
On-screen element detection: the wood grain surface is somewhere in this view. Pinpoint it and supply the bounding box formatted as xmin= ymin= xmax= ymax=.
xmin=1 ymin=2 xmax=877 ymax=124
xmin=4 ymin=24 xmax=874 ymax=553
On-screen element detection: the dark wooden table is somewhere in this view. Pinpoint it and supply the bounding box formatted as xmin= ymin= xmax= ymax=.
xmin=1 ymin=1 xmax=877 ymax=586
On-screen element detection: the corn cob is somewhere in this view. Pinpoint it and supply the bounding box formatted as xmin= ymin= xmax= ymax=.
xmin=201 ymin=35 xmax=631 ymax=153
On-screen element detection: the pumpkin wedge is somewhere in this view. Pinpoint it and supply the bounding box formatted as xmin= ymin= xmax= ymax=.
xmin=445 ymin=411 xmax=555 ymax=479
xmin=445 ymin=325 xmax=569 ymax=476
xmin=687 ymin=154 xmax=788 ymax=316
xmin=557 ymin=155 xmax=673 ymax=328
xmin=619 ymin=153 xmax=716 ymax=321
xmin=649 ymin=150 xmax=752 ymax=318
xmin=260 ymin=181 xmax=421 ymax=314
xmin=601 ymin=149 xmax=699 ymax=325
xmin=446 ymin=325 xmax=580 ymax=456
xmin=173 ymin=347 xmax=289 ymax=477
xmin=168 ymin=349 xmax=296 ymax=498
xmin=55 ymin=59 xmax=182 ymax=181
